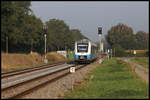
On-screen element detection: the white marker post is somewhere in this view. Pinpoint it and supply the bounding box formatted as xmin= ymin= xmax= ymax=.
xmin=70 ymin=67 xmax=75 ymax=90
xmin=133 ymin=50 xmax=136 ymax=57
xmin=108 ymin=49 xmax=110 ymax=59
xmin=99 ymin=59 xmax=102 ymax=64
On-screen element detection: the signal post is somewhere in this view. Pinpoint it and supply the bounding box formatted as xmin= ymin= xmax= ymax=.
xmin=43 ymin=24 xmax=48 ymax=64
xmin=98 ymin=27 xmax=102 ymax=58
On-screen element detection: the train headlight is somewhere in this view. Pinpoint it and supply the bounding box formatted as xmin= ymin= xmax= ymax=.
xmin=87 ymin=55 xmax=91 ymax=59
xmin=75 ymin=55 xmax=79 ymax=59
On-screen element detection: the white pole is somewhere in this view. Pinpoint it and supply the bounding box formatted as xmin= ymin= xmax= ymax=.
xmin=99 ymin=34 xmax=101 ymax=58
xmin=45 ymin=34 xmax=46 ymax=59
xmin=108 ymin=49 xmax=109 ymax=59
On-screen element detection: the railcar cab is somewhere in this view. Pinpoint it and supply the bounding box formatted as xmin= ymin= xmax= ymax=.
xmin=75 ymin=39 xmax=92 ymax=62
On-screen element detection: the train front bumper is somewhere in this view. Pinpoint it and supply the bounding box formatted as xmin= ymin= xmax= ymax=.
xmin=75 ymin=54 xmax=91 ymax=60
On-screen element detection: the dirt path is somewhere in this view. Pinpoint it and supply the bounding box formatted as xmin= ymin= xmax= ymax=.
xmin=119 ymin=57 xmax=149 ymax=84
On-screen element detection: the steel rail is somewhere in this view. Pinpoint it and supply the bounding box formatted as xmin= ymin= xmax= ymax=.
xmin=1 ymin=62 xmax=69 ymax=79
xmin=1 ymin=64 xmax=75 ymax=90
xmin=1 ymin=64 xmax=85 ymax=99
xmin=1 ymin=59 xmax=99 ymax=99
xmin=10 ymin=64 xmax=87 ymax=99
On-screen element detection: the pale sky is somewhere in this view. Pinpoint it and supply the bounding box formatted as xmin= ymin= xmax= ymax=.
xmin=30 ymin=1 xmax=149 ymax=42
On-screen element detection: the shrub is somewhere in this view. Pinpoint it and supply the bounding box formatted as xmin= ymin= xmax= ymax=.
xmin=112 ymin=44 xmax=126 ymax=57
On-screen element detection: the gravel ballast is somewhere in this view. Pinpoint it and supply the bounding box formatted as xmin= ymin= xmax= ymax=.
xmin=20 ymin=60 xmax=101 ymax=99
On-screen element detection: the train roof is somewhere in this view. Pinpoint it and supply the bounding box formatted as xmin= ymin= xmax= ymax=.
xmin=76 ymin=39 xmax=89 ymax=43
xmin=76 ymin=39 xmax=98 ymax=47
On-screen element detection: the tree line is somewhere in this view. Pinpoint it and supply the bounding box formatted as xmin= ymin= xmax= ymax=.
xmin=104 ymin=23 xmax=149 ymax=56
xmin=105 ymin=23 xmax=149 ymax=50
xmin=1 ymin=1 xmax=88 ymax=54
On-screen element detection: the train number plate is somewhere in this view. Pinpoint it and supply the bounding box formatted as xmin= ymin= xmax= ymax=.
xmin=80 ymin=56 xmax=84 ymax=59
xmin=70 ymin=67 xmax=75 ymax=73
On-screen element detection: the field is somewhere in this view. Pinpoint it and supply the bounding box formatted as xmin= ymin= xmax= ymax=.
xmin=1 ymin=52 xmax=42 ymax=72
xmin=130 ymin=57 xmax=149 ymax=68
xmin=125 ymin=50 xmax=148 ymax=53
xmin=1 ymin=52 xmax=70 ymax=72
xmin=64 ymin=59 xmax=149 ymax=99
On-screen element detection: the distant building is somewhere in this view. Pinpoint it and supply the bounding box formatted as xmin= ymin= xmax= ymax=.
xmin=57 ymin=50 xmax=67 ymax=57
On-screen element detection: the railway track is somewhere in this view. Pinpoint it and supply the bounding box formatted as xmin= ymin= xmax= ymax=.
xmin=1 ymin=60 xmax=91 ymax=99
xmin=1 ymin=62 xmax=65 ymax=79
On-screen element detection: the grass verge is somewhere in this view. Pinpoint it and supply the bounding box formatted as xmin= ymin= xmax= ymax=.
xmin=130 ymin=57 xmax=149 ymax=68
xmin=64 ymin=58 xmax=149 ymax=99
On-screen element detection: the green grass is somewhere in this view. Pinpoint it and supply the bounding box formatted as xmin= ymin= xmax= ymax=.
xmin=130 ymin=57 xmax=149 ymax=68
xmin=64 ymin=59 xmax=149 ymax=99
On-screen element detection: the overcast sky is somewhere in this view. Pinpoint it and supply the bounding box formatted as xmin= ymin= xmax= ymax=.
xmin=30 ymin=1 xmax=149 ymax=42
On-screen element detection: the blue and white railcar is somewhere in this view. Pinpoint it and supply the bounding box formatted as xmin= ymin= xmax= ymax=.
xmin=74 ymin=39 xmax=98 ymax=63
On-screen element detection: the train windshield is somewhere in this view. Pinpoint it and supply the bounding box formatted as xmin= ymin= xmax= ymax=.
xmin=77 ymin=45 xmax=88 ymax=52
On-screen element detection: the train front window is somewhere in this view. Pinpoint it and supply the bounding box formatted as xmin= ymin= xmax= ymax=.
xmin=77 ymin=45 xmax=88 ymax=52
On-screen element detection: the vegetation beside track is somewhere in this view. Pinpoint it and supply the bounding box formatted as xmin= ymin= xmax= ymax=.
xmin=130 ymin=57 xmax=149 ymax=68
xmin=64 ymin=58 xmax=149 ymax=99
xmin=1 ymin=52 xmax=74 ymax=72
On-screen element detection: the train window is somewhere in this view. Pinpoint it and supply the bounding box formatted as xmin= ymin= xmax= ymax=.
xmin=77 ymin=45 xmax=88 ymax=52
